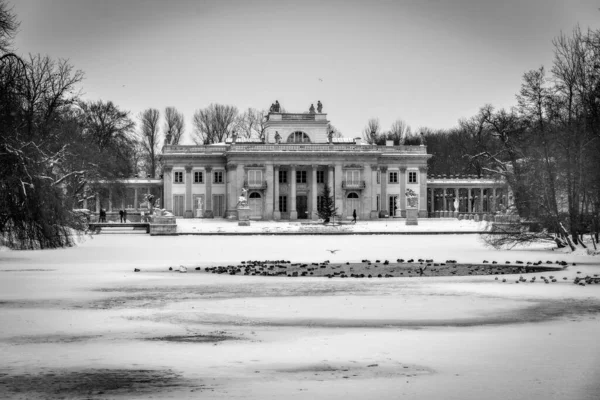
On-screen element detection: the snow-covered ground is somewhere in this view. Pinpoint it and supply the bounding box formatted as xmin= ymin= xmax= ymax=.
xmin=0 ymin=234 xmax=599 ymax=399
xmin=176 ymin=217 xmax=490 ymax=234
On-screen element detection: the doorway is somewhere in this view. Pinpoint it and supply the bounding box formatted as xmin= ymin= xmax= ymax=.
xmin=212 ymin=194 xmax=225 ymax=217
xmin=296 ymin=195 xmax=308 ymax=219
xmin=389 ymin=195 xmax=398 ymax=217
xmin=173 ymin=195 xmax=184 ymax=217
xmin=248 ymin=192 xmax=263 ymax=219
xmin=346 ymin=192 xmax=360 ymax=219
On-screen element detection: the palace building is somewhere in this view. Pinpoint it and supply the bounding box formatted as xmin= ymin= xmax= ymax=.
xmin=153 ymin=109 xmax=510 ymax=221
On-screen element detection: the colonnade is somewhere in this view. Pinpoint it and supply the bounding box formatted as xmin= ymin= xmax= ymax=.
xmin=427 ymin=187 xmax=508 ymax=215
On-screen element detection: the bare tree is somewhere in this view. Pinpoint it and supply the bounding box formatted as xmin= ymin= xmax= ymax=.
xmin=388 ymin=119 xmax=411 ymax=144
xmin=327 ymin=123 xmax=344 ymax=138
xmin=362 ymin=118 xmax=382 ymax=144
xmin=0 ymin=0 xmax=18 ymax=54
xmin=138 ymin=108 xmax=160 ymax=178
xmin=192 ymin=103 xmax=238 ymax=144
xmin=235 ymin=108 xmax=267 ymax=140
xmin=79 ymin=100 xmax=135 ymax=151
xmin=164 ymin=106 xmax=185 ymax=145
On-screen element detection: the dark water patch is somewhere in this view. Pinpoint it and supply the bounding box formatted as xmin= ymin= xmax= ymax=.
xmin=145 ymin=333 xmax=238 ymax=343
xmin=88 ymin=283 xmax=369 ymax=310
xmin=272 ymin=361 xmax=433 ymax=380
xmin=0 ymin=269 xmax=55 ymax=272
xmin=4 ymin=334 xmax=102 ymax=345
xmin=0 ymin=368 xmax=202 ymax=398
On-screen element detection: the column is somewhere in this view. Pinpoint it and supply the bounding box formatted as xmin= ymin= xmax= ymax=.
xmin=290 ymin=164 xmax=297 ymax=220
xmin=265 ymin=163 xmax=274 ymax=219
xmin=442 ymin=188 xmax=447 ymax=212
xmin=204 ymin=167 xmax=213 ymax=218
xmin=134 ymin=187 xmax=139 ymax=210
xmin=164 ymin=166 xmax=173 ymax=212
xmin=399 ymin=167 xmax=406 ymax=217
xmin=184 ymin=166 xmax=192 ymax=218
xmin=223 ymin=165 xmax=228 ymax=216
xmin=328 ymin=164 xmax=336 ymax=215
xmin=419 ymin=167 xmax=427 ymax=217
xmin=311 ymin=165 xmax=318 ymax=220
xmin=108 ymin=188 xmax=113 ymax=212
xmin=95 ymin=194 xmax=100 ymax=213
xmin=429 ymin=188 xmax=434 ymax=214
xmin=334 ymin=162 xmax=343 ymax=217
xmin=225 ymin=163 xmax=237 ymax=217
xmin=380 ymin=166 xmax=388 ymax=214
xmin=363 ymin=164 xmax=373 ymax=219
xmin=273 ymin=165 xmax=281 ymax=220
xmin=492 ymin=187 xmax=497 ymax=212
xmin=479 ymin=188 xmax=484 ymax=214
xmin=467 ymin=188 xmax=472 ymax=213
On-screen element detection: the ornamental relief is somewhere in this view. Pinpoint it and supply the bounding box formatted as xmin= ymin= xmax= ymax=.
xmin=343 ymin=164 xmax=364 ymax=169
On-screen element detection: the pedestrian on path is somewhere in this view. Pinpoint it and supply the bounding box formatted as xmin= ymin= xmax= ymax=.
xmin=123 ymin=209 xmax=127 ymax=223
xmin=352 ymin=209 xmax=357 ymax=223
xmin=119 ymin=209 xmax=124 ymax=223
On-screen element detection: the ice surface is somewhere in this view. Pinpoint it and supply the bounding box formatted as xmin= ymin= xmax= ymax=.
xmin=0 ymin=233 xmax=599 ymax=399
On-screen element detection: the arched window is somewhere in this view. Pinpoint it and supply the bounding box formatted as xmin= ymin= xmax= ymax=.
xmin=249 ymin=192 xmax=261 ymax=198
xmin=286 ymin=131 xmax=311 ymax=143
xmin=347 ymin=192 xmax=359 ymax=199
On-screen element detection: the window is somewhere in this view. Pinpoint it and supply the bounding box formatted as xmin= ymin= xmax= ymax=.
xmin=408 ymin=171 xmax=418 ymax=184
xmin=279 ymin=170 xmax=287 ymax=183
xmin=389 ymin=171 xmax=398 ymax=183
xmin=376 ymin=171 xmax=380 ymax=184
xmin=317 ymin=170 xmax=325 ymax=183
xmin=213 ymin=171 xmax=223 ymax=183
xmin=279 ymin=195 xmax=288 ymax=212
xmin=286 ymin=131 xmax=311 ymax=143
xmin=248 ymin=170 xmax=263 ymax=185
xmin=194 ymin=171 xmax=203 ymax=184
xmin=296 ymin=170 xmax=307 ymax=183
xmin=376 ymin=194 xmax=380 ymax=211
xmin=174 ymin=171 xmax=183 ymax=183
xmin=345 ymin=170 xmax=361 ymax=184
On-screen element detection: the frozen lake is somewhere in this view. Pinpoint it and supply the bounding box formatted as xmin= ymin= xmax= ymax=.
xmin=1 ymin=234 xmax=599 ymax=399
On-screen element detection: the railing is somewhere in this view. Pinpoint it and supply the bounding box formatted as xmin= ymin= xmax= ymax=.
xmin=163 ymin=145 xmax=228 ymax=153
xmin=282 ymin=113 xmax=316 ymax=120
xmin=163 ymin=144 xmax=428 ymax=154
xmin=230 ymin=144 xmax=427 ymax=154
xmin=244 ymin=180 xmax=267 ymax=189
xmin=342 ymin=180 xmax=366 ymax=189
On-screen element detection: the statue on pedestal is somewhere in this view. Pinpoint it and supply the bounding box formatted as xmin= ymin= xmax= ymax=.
xmin=274 ymin=131 xmax=281 ymax=144
xmin=309 ymin=104 xmax=316 ymax=114
xmin=238 ymin=187 xmax=249 ymax=208
xmin=317 ymin=100 xmax=323 ymax=113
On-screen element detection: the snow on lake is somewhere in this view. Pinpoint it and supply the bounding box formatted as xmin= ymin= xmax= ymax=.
xmin=0 ymin=234 xmax=599 ymax=399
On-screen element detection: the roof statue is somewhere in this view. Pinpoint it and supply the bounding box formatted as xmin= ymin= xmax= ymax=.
xmin=309 ymin=103 xmax=315 ymax=114
xmin=317 ymin=100 xmax=323 ymax=113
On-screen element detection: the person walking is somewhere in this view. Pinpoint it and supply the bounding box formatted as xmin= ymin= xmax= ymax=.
xmin=352 ymin=209 xmax=357 ymax=223
xmin=123 ymin=209 xmax=127 ymax=223
xmin=99 ymin=208 xmax=106 ymax=222
xmin=119 ymin=209 xmax=124 ymax=223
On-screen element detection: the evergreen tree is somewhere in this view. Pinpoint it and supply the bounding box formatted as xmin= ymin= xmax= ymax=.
xmin=317 ymin=184 xmax=338 ymax=224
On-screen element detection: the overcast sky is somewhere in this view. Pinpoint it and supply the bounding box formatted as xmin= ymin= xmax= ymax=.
xmin=11 ymin=0 xmax=600 ymax=142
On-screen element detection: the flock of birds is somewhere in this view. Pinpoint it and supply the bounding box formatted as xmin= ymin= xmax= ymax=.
xmin=129 ymin=258 xmax=597 ymax=284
